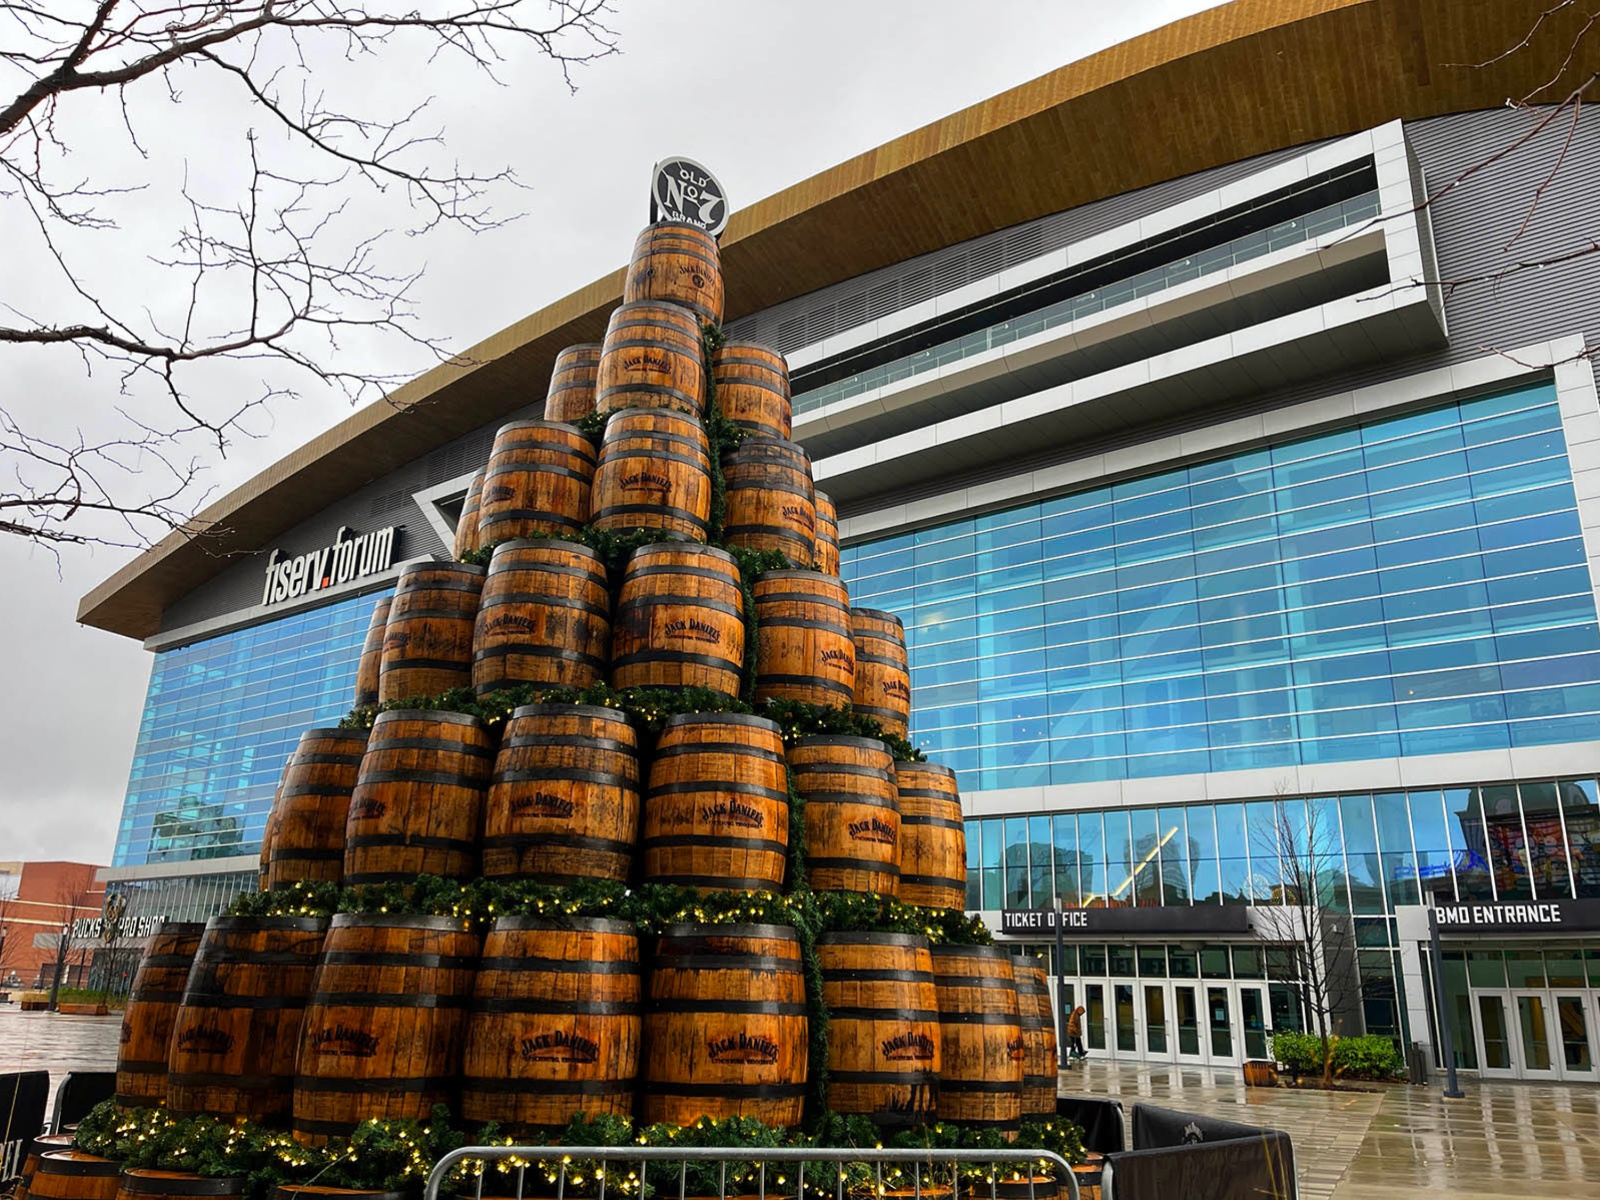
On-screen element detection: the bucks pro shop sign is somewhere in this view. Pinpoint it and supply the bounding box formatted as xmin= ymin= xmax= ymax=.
xmin=262 ymin=525 xmax=398 ymax=606
xmin=651 ymin=157 xmax=728 ymax=237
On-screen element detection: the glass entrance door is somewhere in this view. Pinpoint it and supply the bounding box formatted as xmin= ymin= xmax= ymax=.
xmin=1475 ymin=992 xmax=1516 ymax=1077
xmin=1554 ymin=995 xmax=1596 ymax=1080
xmin=1238 ymin=985 xmax=1270 ymax=1060
xmin=1206 ymin=985 xmax=1236 ymax=1063
xmin=1512 ymin=992 xmax=1560 ymax=1080
xmin=1143 ymin=984 xmax=1172 ymax=1062
xmin=1475 ymin=989 xmax=1598 ymax=1080
xmin=1173 ymin=984 xmax=1206 ymax=1064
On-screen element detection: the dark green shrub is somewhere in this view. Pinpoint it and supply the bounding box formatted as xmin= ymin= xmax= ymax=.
xmin=1331 ymin=1033 xmax=1405 ymax=1079
xmin=1270 ymin=1030 xmax=1323 ymax=1073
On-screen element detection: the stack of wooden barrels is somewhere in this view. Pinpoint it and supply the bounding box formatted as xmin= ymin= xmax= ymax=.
xmin=106 ymin=215 xmax=1059 ymax=1155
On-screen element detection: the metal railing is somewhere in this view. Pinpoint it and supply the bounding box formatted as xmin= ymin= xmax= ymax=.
xmin=428 ymin=1144 xmax=1080 ymax=1200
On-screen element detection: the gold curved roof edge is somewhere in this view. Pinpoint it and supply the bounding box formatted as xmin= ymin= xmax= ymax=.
xmin=78 ymin=0 xmax=1596 ymax=638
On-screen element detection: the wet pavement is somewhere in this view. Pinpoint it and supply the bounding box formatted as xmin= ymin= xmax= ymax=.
xmin=1061 ymin=1057 xmax=1600 ymax=1199
xmin=0 ymin=1006 xmax=120 ymax=1097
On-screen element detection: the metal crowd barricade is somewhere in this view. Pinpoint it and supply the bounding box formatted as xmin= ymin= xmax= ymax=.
xmin=428 ymin=1144 xmax=1080 ymax=1200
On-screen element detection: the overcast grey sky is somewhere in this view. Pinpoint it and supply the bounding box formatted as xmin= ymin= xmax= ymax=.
xmin=0 ymin=1 xmax=1219 ymax=863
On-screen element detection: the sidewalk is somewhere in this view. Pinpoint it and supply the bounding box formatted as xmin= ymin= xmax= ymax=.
xmin=1058 ymin=1058 xmax=1600 ymax=1199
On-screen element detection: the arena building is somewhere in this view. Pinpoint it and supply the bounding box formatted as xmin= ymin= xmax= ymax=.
xmin=79 ymin=0 xmax=1600 ymax=1082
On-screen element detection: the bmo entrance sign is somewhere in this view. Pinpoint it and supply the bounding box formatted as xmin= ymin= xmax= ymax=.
xmin=1434 ymin=897 xmax=1600 ymax=934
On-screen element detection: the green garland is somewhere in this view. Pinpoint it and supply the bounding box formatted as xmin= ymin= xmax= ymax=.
xmin=78 ymin=1100 xmax=1082 ymax=1200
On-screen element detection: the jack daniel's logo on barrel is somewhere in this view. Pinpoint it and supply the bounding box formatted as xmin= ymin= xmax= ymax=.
xmin=310 ymin=1023 xmax=381 ymax=1059
xmin=623 ymin=470 xmax=673 ymax=491
xmin=351 ymin=797 xmax=387 ymax=820
xmin=510 ymin=791 xmax=576 ymax=819
xmin=820 ymin=647 xmax=855 ymax=672
xmin=664 ymin=617 xmax=722 ymax=644
xmin=880 ymin=1030 xmax=936 ymax=1061
xmin=707 ymin=1031 xmax=779 ymax=1064
xmin=1007 ymin=1035 xmax=1026 ymax=1061
xmin=650 ymin=156 xmax=728 ymax=238
xmin=848 ymin=816 xmax=897 ymax=846
xmin=622 ymin=350 xmax=671 ymax=374
xmin=881 ymin=679 xmax=912 ymax=701
xmin=487 ymin=612 xmax=546 ymax=635
xmin=520 ymin=1028 xmax=600 ymax=1064
xmin=177 ymin=1024 xmax=234 ymax=1055
xmin=700 ymin=797 xmax=764 ymax=829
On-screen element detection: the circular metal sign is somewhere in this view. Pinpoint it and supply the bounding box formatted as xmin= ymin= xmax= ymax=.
xmin=650 ymin=156 xmax=729 ymax=238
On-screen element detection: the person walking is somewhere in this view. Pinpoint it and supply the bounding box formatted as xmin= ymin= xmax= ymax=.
xmin=1066 ymin=1004 xmax=1087 ymax=1060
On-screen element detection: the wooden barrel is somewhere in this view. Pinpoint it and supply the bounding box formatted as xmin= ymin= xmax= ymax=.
xmin=461 ymin=916 xmax=641 ymax=1136
xmin=624 ymin=222 xmax=722 ymax=325
xmin=818 ymin=932 xmax=939 ymax=1127
xmin=343 ymin=710 xmax=493 ymax=885
xmin=16 ymin=1135 xmax=77 ymax=1200
xmin=484 ymin=704 xmax=640 ymax=884
xmin=814 ymin=491 xmax=840 ymax=576
xmin=28 ymin=1153 xmax=120 ymax=1200
xmin=711 ymin=341 xmax=790 ymax=440
xmin=609 ymin=543 xmax=745 ymax=699
xmin=641 ymin=714 xmax=789 ymax=893
xmin=267 ymin=728 xmax=370 ymax=890
xmin=476 ymin=421 xmax=596 ymax=546
xmin=353 ymin=597 xmax=392 ymax=708
xmin=544 ymin=343 xmax=603 ymax=423
xmin=115 ymin=922 xmax=205 ymax=1108
xmin=896 ymin=763 xmax=967 ymax=910
xmin=453 ymin=473 xmax=485 ymax=561
xmin=377 ymin=563 xmax=485 ymax=704
xmin=752 ymin=570 xmax=855 ymax=708
xmin=852 ymin=608 xmax=911 ymax=739
xmin=589 ymin=408 xmax=713 ymax=539
xmin=642 ymin=924 xmax=808 ymax=1128
xmin=595 ymin=301 xmax=706 ymax=415
xmin=166 ymin=916 xmax=328 ymax=1121
xmin=994 ymin=1177 xmax=1059 ymax=1200
xmin=1014 ymin=956 xmax=1058 ymax=1118
xmin=1243 ymin=1059 xmax=1279 ymax=1087
xmin=791 ymin=736 xmax=899 ymax=896
xmin=115 ymin=1171 xmax=244 ymax=1200
xmin=471 ymin=539 xmax=610 ymax=696
xmin=721 ymin=437 xmax=816 ymax=564
xmin=931 ymin=945 xmax=1023 ymax=1137
xmin=258 ymin=758 xmax=293 ymax=890
xmin=1071 ymin=1156 xmax=1104 ymax=1200
xmin=293 ymin=914 xmax=478 ymax=1143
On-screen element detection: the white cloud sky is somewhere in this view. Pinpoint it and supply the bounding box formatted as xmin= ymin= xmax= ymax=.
xmin=0 ymin=0 xmax=1221 ymax=863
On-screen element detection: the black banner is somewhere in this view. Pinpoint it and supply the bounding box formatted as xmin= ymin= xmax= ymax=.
xmin=999 ymin=906 xmax=1250 ymax=936
xmin=1434 ymin=897 xmax=1600 ymax=934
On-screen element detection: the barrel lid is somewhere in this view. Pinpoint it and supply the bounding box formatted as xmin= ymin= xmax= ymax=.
xmin=399 ymin=559 xmax=485 ymax=578
xmin=790 ymin=734 xmax=890 ymax=753
xmin=494 ymin=417 xmax=588 ymax=435
xmin=25 ymin=1133 xmax=76 ymax=1153
xmin=205 ymin=915 xmax=328 ymax=933
xmin=723 ymin=434 xmax=808 ymax=456
xmin=658 ymin=921 xmax=799 ymax=942
xmin=329 ymin=912 xmax=475 ymax=932
xmin=297 ymin=727 xmax=370 ymax=744
xmin=488 ymin=538 xmax=602 ymax=563
xmin=490 ymin=914 xmax=637 ymax=936
xmin=628 ymin=540 xmax=734 ymax=566
xmin=371 ymin=708 xmax=485 ymax=729
xmin=120 ymin=1170 xmax=244 ymax=1195
xmin=556 ymin=341 xmax=604 ymax=354
xmin=816 ymin=931 xmax=930 ymax=949
xmin=895 ymin=760 xmax=956 ymax=781
xmin=509 ymin=702 xmax=633 ymax=724
xmin=37 ymin=1152 xmax=119 ymax=1176
xmin=660 ymin=711 xmax=780 ymax=734
xmin=850 ymin=608 xmax=905 ymax=627
xmin=929 ymin=943 xmax=1010 ymax=960
xmin=638 ymin=218 xmax=720 ymax=240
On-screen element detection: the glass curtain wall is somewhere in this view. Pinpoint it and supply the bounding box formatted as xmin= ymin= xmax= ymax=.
xmin=113 ymin=590 xmax=390 ymax=868
xmin=841 ymin=381 xmax=1600 ymax=792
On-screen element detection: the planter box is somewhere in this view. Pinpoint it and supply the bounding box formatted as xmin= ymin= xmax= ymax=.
xmin=58 ymin=1002 xmax=110 ymax=1016
xmin=19 ymin=998 xmax=49 ymax=1011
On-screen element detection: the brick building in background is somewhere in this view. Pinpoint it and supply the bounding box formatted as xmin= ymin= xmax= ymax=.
xmin=0 ymin=862 xmax=106 ymax=989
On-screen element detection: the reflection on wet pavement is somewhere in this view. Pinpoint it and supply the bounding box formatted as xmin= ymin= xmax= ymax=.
xmin=0 ymin=1007 xmax=120 ymax=1099
xmin=1059 ymin=1058 xmax=1600 ymax=1199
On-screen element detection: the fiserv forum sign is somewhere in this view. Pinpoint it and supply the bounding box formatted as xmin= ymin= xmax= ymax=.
xmin=261 ymin=525 xmax=398 ymax=607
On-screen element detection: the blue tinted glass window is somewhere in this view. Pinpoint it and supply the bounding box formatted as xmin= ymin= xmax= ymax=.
xmin=840 ymin=382 xmax=1600 ymax=793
